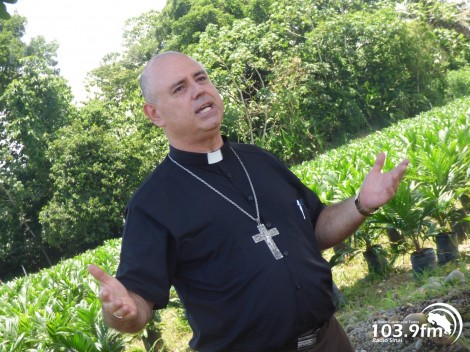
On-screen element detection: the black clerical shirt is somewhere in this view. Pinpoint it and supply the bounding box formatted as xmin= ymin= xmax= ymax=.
xmin=116 ymin=139 xmax=334 ymax=352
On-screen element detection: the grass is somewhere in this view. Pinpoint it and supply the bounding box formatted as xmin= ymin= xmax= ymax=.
xmin=158 ymin=308 xmax=193 ymax=351
xmin=332 ymin=240 xmax=470 ymax=325
xmin=332 ymin=240 xmax=470 ymax=351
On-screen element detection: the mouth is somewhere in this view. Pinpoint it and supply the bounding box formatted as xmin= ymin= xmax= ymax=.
xmin=196 ymin=102 xmax=214 ymax=114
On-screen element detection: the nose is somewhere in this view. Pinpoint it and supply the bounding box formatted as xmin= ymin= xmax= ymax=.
xmin=190 ymin=80 xmax=205 ymax=100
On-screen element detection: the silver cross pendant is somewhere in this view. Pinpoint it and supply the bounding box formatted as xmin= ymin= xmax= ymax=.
xmin=252 ymin=224 xmax=284 ymax=260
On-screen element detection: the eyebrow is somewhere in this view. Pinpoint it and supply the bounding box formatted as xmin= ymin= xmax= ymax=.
xmin=194 ymin=69 xmax=206 ymax=77
xmin=169 ymin=70 xmax=207 ymax=91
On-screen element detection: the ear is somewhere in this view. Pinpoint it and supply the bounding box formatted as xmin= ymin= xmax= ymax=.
xmin=143 ymin=102 xmax=165 ymax=128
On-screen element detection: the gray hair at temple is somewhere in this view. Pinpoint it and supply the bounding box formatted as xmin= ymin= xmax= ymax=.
xmin=139 ymin=51 xmax=203 ymax=104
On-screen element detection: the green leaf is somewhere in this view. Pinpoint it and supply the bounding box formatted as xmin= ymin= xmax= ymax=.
xmin=0 ymin=2 xmax=11 ymax=20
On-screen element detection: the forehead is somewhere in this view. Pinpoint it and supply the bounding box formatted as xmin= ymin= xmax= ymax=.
xmin=150 ymin=54 xmax=206 ymax=92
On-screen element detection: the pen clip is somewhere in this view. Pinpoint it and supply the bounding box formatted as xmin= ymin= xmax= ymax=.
xmin=296 ymin=199 xmax=306 ymax=220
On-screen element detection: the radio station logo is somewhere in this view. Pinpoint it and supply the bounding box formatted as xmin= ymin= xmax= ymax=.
xmin=372 ymin=302 xmax=463 ymax=344
xmin=421 ymin=303 xmax=463 ymax=343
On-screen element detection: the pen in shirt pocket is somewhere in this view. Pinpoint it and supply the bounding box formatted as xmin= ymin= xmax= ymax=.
xmin=296 ymin=199 xmax=307 ymax=220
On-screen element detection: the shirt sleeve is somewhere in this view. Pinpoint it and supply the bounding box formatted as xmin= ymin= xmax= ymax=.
xmin=116 ymin=201 xmax=177 ymax=310
xmin=301 ymin=182 xmax=326 ymax=224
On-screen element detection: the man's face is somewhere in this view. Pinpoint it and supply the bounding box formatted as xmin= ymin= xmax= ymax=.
xmin=145 ymin=54 xmax=224 ymax=148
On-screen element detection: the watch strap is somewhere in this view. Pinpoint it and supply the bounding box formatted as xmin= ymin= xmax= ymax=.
xmin=355 ymin=193 xmax=379 ymax=217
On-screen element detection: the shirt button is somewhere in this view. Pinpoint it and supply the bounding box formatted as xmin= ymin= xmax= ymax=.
xmin=226 ymin=172 xmax=233 ymax=178
xmin=248 ymin=196 xmax=254 ymax=201
xmin=296 ymin=283 xmax=302 ymax=289
xmin=283 ymin=250 xmax=289 ymax=256
xmin=266 ymin=222 xmax=272 ymax=227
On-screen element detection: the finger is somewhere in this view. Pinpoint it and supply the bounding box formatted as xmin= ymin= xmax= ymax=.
xmin=104 ymin=303 xmax=126 ymax=320
xmin=105 ymin=298 xmax=137 ymax=321
xmin=88 ymin=264 xmax=111 ymax=284
xmin=103 ymin=296 xmax=124 ymax=313
xmin=111 ymin=306 xmax=132 ymax=320
xmin=399 ymin=158 xmax=410 ymax=169
xmin=392 ymin=159 xmax=410 ymax=180
xmin=117 ymin=303 xmax=138 ymax=319
xmin=99 ymin=287 xmax=111 ymax=302
xmin=371 ymin=152 xmax=386 ymax=172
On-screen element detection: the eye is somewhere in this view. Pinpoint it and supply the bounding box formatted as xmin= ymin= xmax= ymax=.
xmin=173 ymin=85 xmax=184 ymax=94
xmin=196 ymin=75 xmax=207 ymax=82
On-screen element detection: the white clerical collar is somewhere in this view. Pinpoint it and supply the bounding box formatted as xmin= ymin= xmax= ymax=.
xmin=207 ymin=149 xmax=223 ymax=164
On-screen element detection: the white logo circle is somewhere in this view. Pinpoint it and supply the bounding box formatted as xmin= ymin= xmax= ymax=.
xmin=422 ymin=303 xmax=463 ymax=343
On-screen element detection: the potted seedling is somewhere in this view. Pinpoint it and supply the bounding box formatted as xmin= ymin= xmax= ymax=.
xmin=375 ymin=180 xmax=439 ymax=276
xmin=384 ymin=226 xmax=407 ymax=260
xmin=352 ymin=219 xmax=390 ymax=277
xmin=415 ymin=141 xmax=468 ymax=263
xmin=330 ymin=237 xmax=355 ymax=267
xmin=425 ymin=189 xmax=461 ymax=264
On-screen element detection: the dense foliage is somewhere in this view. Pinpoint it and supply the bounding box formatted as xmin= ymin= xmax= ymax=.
xmin=292 ymin=96 xmax=469 ymax=264
xmin=0 ymin=0 xmax=469 ymax=279
xmin=87 ymin=0 xmax=470 ymax=165
xmin=0 ymin=97 xmax=468 ymax=351
xmin=0 ymin=0 xmax=15 ymax=20
xmin=0 ymin=15 xmax=75 ymax=278
xmin=0 ymin=239 xmax=129 ymax=351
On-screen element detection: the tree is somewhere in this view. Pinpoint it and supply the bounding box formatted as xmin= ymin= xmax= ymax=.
xmin=188 ymin=1 xmax=459 ymax=164
xmin=404 ymin=0 xmax=470 ymax=69
xmin=39 ymin=97 xmax=168 ymax=252
xmin=0 ymin=0 xmax=16 ymax=20
xmin=1 ymin=0 xmax=468 ymax=280
xmin=121 ymin=10 xmax=164 ymax=64
xmin=303 ymin=8 xmax=447 ymax=128
xmin=40 ymin=117 xmax=133 ymax=252
xmin=0 ymin=15 xmax=74 ymax=279
xmin=0 ymin=13 xmax=25 ymax=96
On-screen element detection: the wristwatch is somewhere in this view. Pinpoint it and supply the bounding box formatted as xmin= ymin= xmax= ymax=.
xmin=355 ymin=193 xmax=379 ymax=217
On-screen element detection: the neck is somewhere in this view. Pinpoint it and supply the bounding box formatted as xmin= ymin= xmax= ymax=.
xmin=168 ymin=134 xmax=224 ymax=153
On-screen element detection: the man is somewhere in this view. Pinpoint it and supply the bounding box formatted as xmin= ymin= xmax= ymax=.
xmin=88 ymin=51 xmax=409 ymax=351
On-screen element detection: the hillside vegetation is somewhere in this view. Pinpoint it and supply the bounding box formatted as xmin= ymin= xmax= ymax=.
xmin=1 ymin=96 xmax=468 ymax=351
xmin=1 ymin=0 xmax=470 ymax=279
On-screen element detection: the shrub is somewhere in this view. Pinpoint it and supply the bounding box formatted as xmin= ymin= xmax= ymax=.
xmin=445 ymin=66 xmax=470 ymax=101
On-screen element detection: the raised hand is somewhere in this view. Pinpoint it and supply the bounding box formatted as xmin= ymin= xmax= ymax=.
xmin=359 ymin=152 xmax=409 ymax=211
xmin=88 ymin=264 xmax=138 ymax=323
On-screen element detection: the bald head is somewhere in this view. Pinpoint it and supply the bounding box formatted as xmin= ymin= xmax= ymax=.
xmin=140 ymin=51 xmax=224 ymax=151
xmin=139 ymin=51 xmax=205 ymax=103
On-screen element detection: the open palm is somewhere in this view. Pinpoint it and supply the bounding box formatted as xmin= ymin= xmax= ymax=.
xmin=360 ymin=152 xmax=410 ymax=210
